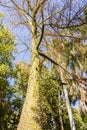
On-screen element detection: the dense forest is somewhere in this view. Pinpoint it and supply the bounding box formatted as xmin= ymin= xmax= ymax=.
xmin=0 ymin=0 xmax=87 ymax=130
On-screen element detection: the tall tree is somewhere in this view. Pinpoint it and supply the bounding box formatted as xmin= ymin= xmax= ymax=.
xmin=45 ymin=38 xmax=76 ymax=130
xmin=0 ymin=1 xmax=47 ymax=130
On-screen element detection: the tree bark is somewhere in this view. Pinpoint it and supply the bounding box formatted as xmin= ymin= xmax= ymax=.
xmin=17 ymin=36 xmax=41 ymax=130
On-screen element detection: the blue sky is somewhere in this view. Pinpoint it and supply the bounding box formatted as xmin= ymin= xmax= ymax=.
xmin=0 ymin=6 xmax=31 ymax=64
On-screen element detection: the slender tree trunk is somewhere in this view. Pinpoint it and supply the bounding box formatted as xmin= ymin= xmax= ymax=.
xmin=63 ymin=85 xmax=76 ymax=130
xmin=17 ymin=36 xmax=41 ymax=130
xmin=58 ymin=93 xmax=64 ymax=130
xmin=60 ymin=71 xmax=76 ymax=130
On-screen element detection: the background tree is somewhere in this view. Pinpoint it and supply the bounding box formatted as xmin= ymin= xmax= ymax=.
xmin=0 ymin=14 xmax=15 ymax=130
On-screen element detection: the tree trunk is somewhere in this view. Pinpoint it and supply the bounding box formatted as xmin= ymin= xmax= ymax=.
xmin=17 ymin=36 xmax=41 ymax=130
xmin=60 ymin=71 xmax=76 ymax=130
xmin=63 ymin=85 xmax=76 ymax=130
xmin=58 ymin=93 xmax=64 ymax=130
xmin=57 ymin=64 xmax=76 ymax=130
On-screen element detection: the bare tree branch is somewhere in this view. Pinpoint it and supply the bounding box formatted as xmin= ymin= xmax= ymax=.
xmin=39 ymin=6 xmax=69 ymax=25
xmin=39 ymin=51 xmax=71 ymax=76
xmin=33 ymin=0 xmax=47 ymax=16
xmin=37 ymin=8 xmax=44 ymax=49
xmin=45 ymin=32 xmax=87 ymax=40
